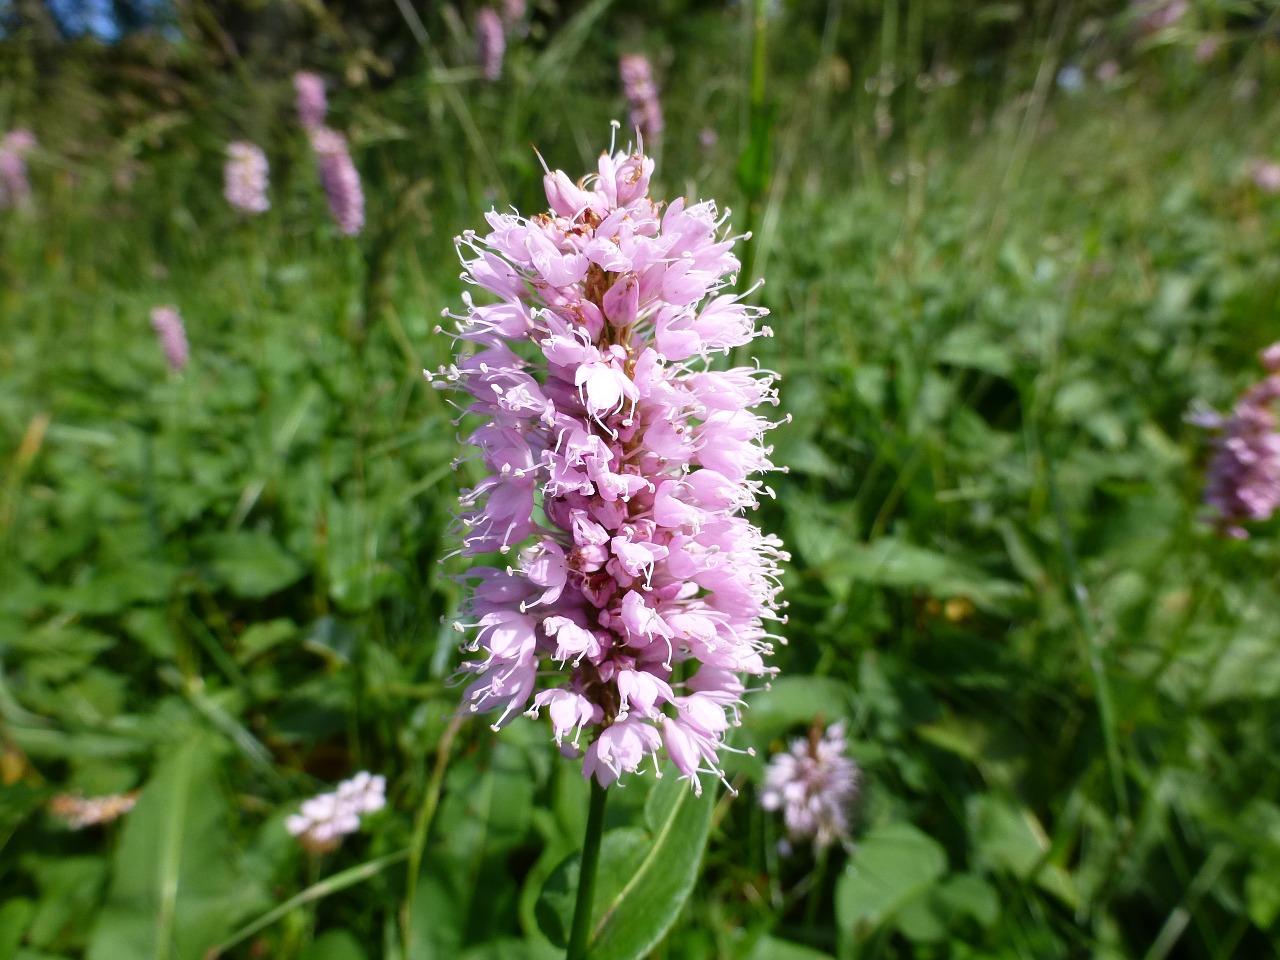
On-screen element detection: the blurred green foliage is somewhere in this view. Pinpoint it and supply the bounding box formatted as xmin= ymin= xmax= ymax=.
xmin=3 ymin=1 xmax=1280 ymax=958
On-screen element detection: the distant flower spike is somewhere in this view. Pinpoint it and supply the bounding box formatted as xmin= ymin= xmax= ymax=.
xmin=311 ymin=127 xmax=364 ymax=236
xmin=224 ymin=141 xmax=270 ymax=214
xmin=619 ymin=55 xmax=664 ymax=144
xmin=294 ymin=71 xmax=328 ymax=130
xmin=286 ymin=772 xmax=386 ymax=853
xmin=477 ymin=7 xmax=506 ymax=81
xmin=432 ymin=139 xmax=787 ymax=794
xmin=1195 ymin=343 xmax=1280 ymax=538
xmin=761 ymin=721 xmax=860 ymax=852
xmin=150 ymin=305 xmax=189 ymax=372
xmin=0 ymin=128 xmax=36 ymax=209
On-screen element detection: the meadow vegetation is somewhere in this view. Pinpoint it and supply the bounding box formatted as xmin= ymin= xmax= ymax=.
xmin=2 ymin=2 xmax=1280 ymax=958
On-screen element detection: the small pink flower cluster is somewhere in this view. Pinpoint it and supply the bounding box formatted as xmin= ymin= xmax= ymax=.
xmin=0 ymin=128 xmax=36 ymax=209
xmin=286 ymin=771 xmax=386 ymax=853
xmin=1250 ymin=159 xmax=1280 ymax=195
xmin=433 ymin=143 xmax=787 ymax=793
xmin=1195 ymin=344 xmax=1280 ymax=539
xmin=761 ymin=721 xmax=859 ymax=852
xmin=150 ymin=305 xmax=190 ymax=372
xmin=224 ymin=141 xmax=270 ymax=215
xmin=294 ymin=71 xmax=328 ymax=130
xmin=477 ymin=7 xmax=506 ymax=81
xmin=619 ymin=55 xmax=664 ymax=145
xmin=310 ymin=127 xmax=364 ymax=236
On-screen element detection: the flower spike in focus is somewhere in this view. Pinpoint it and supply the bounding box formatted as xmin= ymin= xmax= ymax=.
xmin=436 ymin=137 xmax=788 ymax=795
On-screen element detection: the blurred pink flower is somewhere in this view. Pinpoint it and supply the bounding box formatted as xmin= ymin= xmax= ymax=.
xmin=1251 ymin=160 xmax=1280 ymax=194
xmin=1195 ymin=37 xmax=1221 ymax=64
xmin=761 ymin=722 xmax=860 ymax=852
xmin=311 ymin=127 xmax=364 ymax=236
xmin=286 ymin=772 xmax=386 ymax=853
xmin=620 ymin=54 xmax=664 ymax=145
xmin=1194 ymin=344 xmax=1280 ymax=538
xmin=3 ymin=129 xmax=36 ymax=153
xmin=150 ymin=305 xmax=189 ymax=372
xmin=294 ymin=71 xmax=328 ymax=130
xmin=224 ymin=141 xmax=270 ymax=214
xmin=1135 ymin=0 xmax=1188 ymax=34
xmin=477 ymin=7 xmax=505 ymax=81
xmin=0 ymin=128 xmax=36 ymax=209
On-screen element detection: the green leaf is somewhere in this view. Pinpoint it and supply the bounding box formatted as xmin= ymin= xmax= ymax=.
xmin=933 ymin=873 xmax=1000 ymax=928
xmin=967 ymin=793 xmax=1077 ymax=909
xmin=23 ymin=856 xmax=107 ymax=950
xmin=744 ymin=936 xmax=834 ymax=960
xmin=86 ymin=735 xmax=264 ymax=960
xmin=299 ymin=930 xmax=368 ymax=960
xmin=933 ymin=326 xmax=1015 ymax=378
xmin=203 ymin=531 xmax=304 ymax=599
xmin=833 ymin=538 xmax=1023 ymax=613
xmin=589 ymin=769 xmax=715 ymax=958
xmin=835 ymin=822 xmax=947 ymax=941
xmin=745 ymin=676 xmax=857 ymax=740
xmin=409 ymin=734 xmax=538 ymax=958
xmin=535 ymin=766 xmax=714 ymax=960
xmin=1246 ymin=865 xmax=1280 ymax=929
xmin=235 ymin=618 xmax=298 ymax=664
xmin=0 ymin=899 xmax=35 ymax=960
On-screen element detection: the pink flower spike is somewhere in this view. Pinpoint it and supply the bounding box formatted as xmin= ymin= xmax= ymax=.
xmin=294 ymin=71 xmax=328 ymax=130
xmin=224 ymin=141 xmax=270 ymax=215
xmin=477 ymin=7 xmax=506 ymax=81
xmin=761 ymin=722 xmax=860 ymax=853
xmin=1195 ymin=344 xmax=1280 ymax=538
xmin=311 ymin=127 xmax=364 ymax=236
xmin=150 ymin=306 xmax=189 ymax=372
xmin=440 ymin=138 xmax=787 ymax=792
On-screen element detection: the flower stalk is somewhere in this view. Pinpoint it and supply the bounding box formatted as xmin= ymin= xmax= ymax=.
xmin=565 ymin=778 xmax=609 ymax=960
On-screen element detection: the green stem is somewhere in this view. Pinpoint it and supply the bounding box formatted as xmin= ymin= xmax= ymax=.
xmin=401 ymin=714 xmax=463 ymax=956
xmin=1039 ymin=430 xmax=1131 ymax=821
xmin=565 ymin=779 xmax=609 ymax=960
xmin=209 ymin=847 xmax=409 ymax=956
xmin=737 ymin=0 xmax=769 ymax=295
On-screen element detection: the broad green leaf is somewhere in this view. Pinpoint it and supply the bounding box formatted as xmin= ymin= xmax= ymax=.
xmin=590 ymin=769 xmax=714 ymax=958
xmin=934 ymin=326 xmax=1014 ymax=377
xmin=1246 ymin=865 xmax=1280 ymax=929
xmin=23 ymin=856 xmax=107 ymax=950
xmin=0 ymin=898 xmax=35 ymax=960
xmin=86 ymin=735 xmax=264 ymax=960
xmin=933 ymin=873 xmax=1000 ymax=928
xmin=299 ymin=930 xmax=367 ymax=960
xmin=835 ymin=822 xmax=947 ymax=940
xmin=744 ymin=935 xmax=834 ymax=960
xmin=833 ymin=538 xmax=1023 ymax=613
xmin=535 ymin=766 xmax=714 ymax=960
xmin=235 ymin=618 xmax=298 ymax=664
xmin=203 ymin=531 xmax=304 ymax=599
xmin=409 ymin=734 xmax=537 ymax=959
xmin=967 ymin=793 xmax=1077 ymax=909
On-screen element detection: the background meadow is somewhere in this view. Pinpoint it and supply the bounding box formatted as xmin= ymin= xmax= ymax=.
xmin=3 ymin=1 xmax=1280 ymax=958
